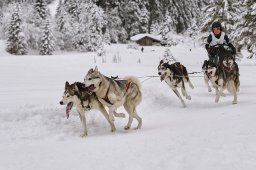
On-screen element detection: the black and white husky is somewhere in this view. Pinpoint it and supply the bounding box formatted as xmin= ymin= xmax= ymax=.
xmin=59 ymin=81 xmax=125 ymax=137
xmin=202 ymin=54 xmax=240 ymax=104
xmin=158 ymin=60 xmax=194 ymax=107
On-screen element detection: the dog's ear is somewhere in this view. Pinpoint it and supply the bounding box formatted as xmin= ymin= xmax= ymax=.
xmin=88 ymin=68 xmax=93 ymax=73
xmin=74 ymin=83 xmax=79 ymax=92
xmin=94 ymin=66 xmax=98 ymax=72
xmin=65 ymin=81 xmax=69 ymax=88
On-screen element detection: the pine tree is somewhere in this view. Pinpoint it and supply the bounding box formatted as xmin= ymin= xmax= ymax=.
xmin=55 ymin=0 xmax=65 ymax=31
xmin=63 ymin=0 xmax=81 ymax=21
xmin=40 ymin=21 xmax=55 ymax=55
xmin=104 ymin=27 xmax=111 ymax=45
xmin=161 ymin=11 xmax=171 ymax=46
xmin=233 ymin=0 xmax=256 ymax=57
xmin=200 ymin=0 xmax=241 ymax=41
xmin=120 ymin=0 xmax=149 ymax=37
xmin=34 ymin=0 xmax=48 ymax=21
xmin=81 ymin=0 xmax=105 ymax=52
xmin=6 ymin=4 xmax=27 ymax=55
xmin=106 ymin=6 xmax=127 ymax=43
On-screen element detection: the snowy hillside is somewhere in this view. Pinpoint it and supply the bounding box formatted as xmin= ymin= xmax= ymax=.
xmin=0 ymin=39 xmax=256 ymax=170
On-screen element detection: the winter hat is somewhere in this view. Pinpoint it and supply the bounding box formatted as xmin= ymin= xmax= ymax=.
xmin=211 ymin=21 xmax=222 ymax=31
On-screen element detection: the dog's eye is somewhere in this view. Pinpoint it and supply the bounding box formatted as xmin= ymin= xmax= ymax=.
xmin=88 ymin=78 xmax=91 ymax=80
xmin=67 ymin=95 xmax=70 ymax=97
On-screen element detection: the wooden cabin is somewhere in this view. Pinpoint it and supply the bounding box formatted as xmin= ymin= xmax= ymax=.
xmin=130 ymin=34 xmax=161 ymax=46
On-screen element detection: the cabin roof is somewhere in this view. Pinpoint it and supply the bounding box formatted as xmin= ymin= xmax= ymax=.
xmin=130 ymin=34 xmax=161 ymax=42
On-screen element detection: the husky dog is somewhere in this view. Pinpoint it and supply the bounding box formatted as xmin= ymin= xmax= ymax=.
xmin=84 ymin=67 xmax=142 ymax=130
xmin=158 ymin=60 xmax=194 ymax=107
xmin=202 ymin=60 xmax=217 ymax=92
xmin=216 ymin=54 xmax=240 ymax=104
xmin=203 ymin=54 xmax=240 ymax=104
xmin=59 ymin=81 xmax=125 ymax=137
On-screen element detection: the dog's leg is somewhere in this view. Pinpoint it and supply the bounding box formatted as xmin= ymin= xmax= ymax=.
xmin=108 ymin=100 xmax=124 ymax=122
xmin=123 ymin=103 xmax=142 ymax=130
xmin=181 ymin=81 xmax=191 ymax=100
xmin=172 ymin=88 xmax=186 ymax=107
xmin=98 ymin=105 xmax=116 ymax=132
xmin=133 ymin=110 xmax=142 ymax=129
xmin=188 ymin=79 xmax=194 ymax=89
xmin=204 ymin=76 xmax=212 ymax=92
xmin=215 ymin=80 xmax=224 ymax=103
xmin=231 ymin=81 xmax=238 ymax=104
xmin=78 ymin=110 xmax=87 ymax=137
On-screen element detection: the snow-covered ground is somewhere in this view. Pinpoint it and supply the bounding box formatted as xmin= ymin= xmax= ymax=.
xmin=0 ymin=39 xmax=256 ymax=170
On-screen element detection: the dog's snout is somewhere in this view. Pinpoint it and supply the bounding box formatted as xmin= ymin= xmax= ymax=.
xmin=158 ymin=72 xmax=161 ymax=75
xmin=59 ymin=101 xmax=63 ymax=105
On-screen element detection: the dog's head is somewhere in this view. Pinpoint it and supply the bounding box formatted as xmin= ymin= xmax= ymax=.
xmin=59 ymin=81 xmax=77 ymax=119
xmin=84 ymin=66 xmax=102 ymax=92
xmin=202 ymin=60 xmax=217 ymax=77
xmin=60 ymin=81 xmax=91 ymax=119
xmin=222 ymin=54 xmax=234 ymax=69
xmin=158 ymin=60 xmax=172 ymax=81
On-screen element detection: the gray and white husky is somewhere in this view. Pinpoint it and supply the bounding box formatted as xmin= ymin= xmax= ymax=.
xmin=84 ymin=66 xmax=142 ymax=130
xmin=158 ymin=60 xmax=194 ymax=107
xmin=59 ymin=81 xmax=125 ymax=137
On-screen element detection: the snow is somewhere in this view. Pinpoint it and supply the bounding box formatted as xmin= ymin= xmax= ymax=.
xmin=1 ymin=39 xmax=256 ymax=170
xmin=48 ymin=0 xmax=59 ymax=17
xmin=130 ymin=33 xmax=162 ymax=41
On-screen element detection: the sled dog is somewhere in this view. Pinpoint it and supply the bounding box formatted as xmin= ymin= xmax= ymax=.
xmin=216 ymin=54 xmax=240 ymax=104
xmin=84 ymin=67 xmax=142 ymax=130
xmin=203 ymin=54 xmax=240 ymax=104
xmin=158 ymin=60 xmax=194 ymax=107
xmin=202 ymin=59 xmax=216 ymax=92
xmin=59 ymin=81 xmax=125 ymax=137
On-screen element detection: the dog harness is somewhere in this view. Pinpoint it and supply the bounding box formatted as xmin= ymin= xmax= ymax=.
xmin=101 ymin=81 xmax=132 ymax=105
xmin=210 ymin=32 xmax=226 ymax=46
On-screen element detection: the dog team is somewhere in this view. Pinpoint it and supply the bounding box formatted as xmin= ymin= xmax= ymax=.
xmin=59 ymin=21 xmax=240 ymax=137
xmin=59 ymin=48 xmax=240 ymax=137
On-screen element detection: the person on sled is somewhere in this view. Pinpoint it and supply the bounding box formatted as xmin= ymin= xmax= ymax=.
xmin=205 ymin=21 xmax=236 ymax=64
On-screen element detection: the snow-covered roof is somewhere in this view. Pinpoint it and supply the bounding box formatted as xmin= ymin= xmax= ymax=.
xmin=130 ymin=34 xmax=161 ymax=42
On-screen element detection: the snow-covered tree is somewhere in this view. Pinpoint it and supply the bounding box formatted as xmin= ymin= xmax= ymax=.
xmin=63 ymin=0 xmax=81 ymax=21
xmin=106 ymin=6 xmax=127 ymax=43
xmin=120 ymin=0 xmax=149 ymax=38
xmin=80 ymin=0 xmax=105 ymax=52
xmin=233 ymin=0 xmax=256 ymax=57
xmin=200 ymin=0 xmax=241 ymax=41
xmin=34 ymin=0 xmax=48 ymax=21
xmin=150 ymin=21 xmax=160 ymax=35
xmin=40 ymin=21 xmax=55 ymax=55
xmin=163 ymin=48 xmax=176 ymax=63
xmin=6 ymin=4 xmax=27 ymax=55
xmin=161 ymin=11 xmax=172 ymax=46
xmin=104 ymin=27 xmax=111 ymax=45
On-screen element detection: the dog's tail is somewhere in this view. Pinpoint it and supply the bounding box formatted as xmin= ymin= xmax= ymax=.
xmin=123 ymin=76 xmax=142 ymax=111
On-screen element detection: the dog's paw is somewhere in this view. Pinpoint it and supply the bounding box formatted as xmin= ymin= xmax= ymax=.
xmin=124 ymin=126 xmax=130 ymax=130
xmin=232 ymin=100 xmax=237 ymax=104
xmin=186 ymin=96 xmax=191 ymax=100
xmin=111 ymin=127 xmax=116 ymax=132
xmin=80 ymin=133 xmax=87 ymax=138
xmin=135 ymin=125 xmax=142 ymax=130
xmin=215 ymin=98 xmax=219 ymax=103
xmin=221 ymin=93 xmax=226 ymax=97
